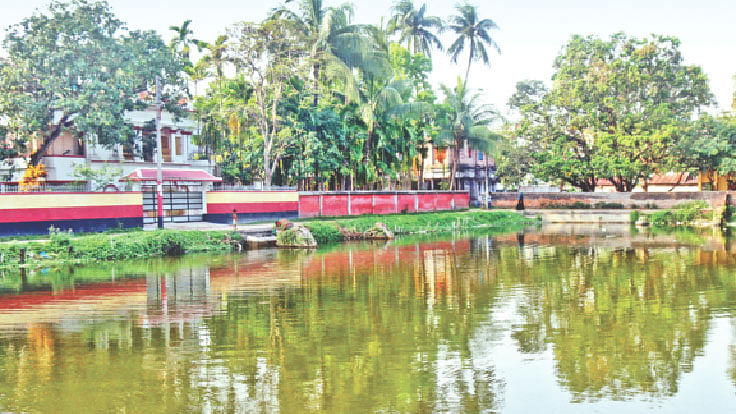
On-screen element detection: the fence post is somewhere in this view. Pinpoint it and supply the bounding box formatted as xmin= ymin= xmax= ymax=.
xmin=415 ymin=192 xmax=419 ymax=212
xmin=394 ymin=192 xmax=398 ymax=213
xmin=319 ymin=193 xmax=323 ymax=217
xmin=347 ymin=192 xmax=352 ymax=216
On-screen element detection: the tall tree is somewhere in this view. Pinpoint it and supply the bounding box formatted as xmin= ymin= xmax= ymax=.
xmin=199 ymin=35 xmax=229 ymax=79
xmin=0 ymin=0 xmax=184 ymax=166
xmin=228 ymin=19 xmax=308 ymax=186
xmin=169 ymin=20 xmax=201 ymax=65
xmin=447 ymin=2 xmax=500 ymax=86
xmin=271 ymin=0 xmax=378 ymax=106
xmin=511 ymin=34 xmax=712 ymax=192
xmin=387 ymin=0 xmax=443 ymax=57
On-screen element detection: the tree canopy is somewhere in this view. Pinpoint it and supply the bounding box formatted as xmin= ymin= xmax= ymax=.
xmin=510 ymin=33 xmax=712 ymax=191
xmin=0 ymin=0 xmax=185 ymax=165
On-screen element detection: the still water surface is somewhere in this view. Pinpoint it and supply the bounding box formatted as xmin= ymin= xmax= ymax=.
xmin=0 ymin=227 xmax=735 ymax=412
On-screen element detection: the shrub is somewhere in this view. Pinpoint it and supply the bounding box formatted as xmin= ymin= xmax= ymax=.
xmin=593 ymin=202 xmax=625 ymax=209
xmin=630 ymin=210 xmax=640 ymax=224
xmin=304 ymin=222 xmax=344 ymax=244
xmin=649 ymin=201 xmax=709 ymax=226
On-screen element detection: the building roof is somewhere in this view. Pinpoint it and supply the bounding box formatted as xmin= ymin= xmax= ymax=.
xmin=121 ymin=168 xmax=222 ymax=182
xmin=597 ymin=173 xmax=697 ymax=187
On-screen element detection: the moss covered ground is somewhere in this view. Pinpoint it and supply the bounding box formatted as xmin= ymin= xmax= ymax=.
xmin=300 ymin=210 xmax=533 ymax=244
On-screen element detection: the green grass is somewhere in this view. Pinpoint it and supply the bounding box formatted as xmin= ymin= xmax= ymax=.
xmin=0 ymin=226 xmax=143 ymax=243
xmin=0 ymin=229 xmax=242 ymax=267
xmin=300 ymin=210 xmax=533 ymax=244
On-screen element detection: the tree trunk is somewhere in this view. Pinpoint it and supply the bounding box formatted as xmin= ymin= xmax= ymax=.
xmin=30 ymin=115 xmax=69 ymax=166
xmin=450 ymin=142 xmax=459 ymax=191
xmin=313 ymin=62 xmax=320 ymax=107
xmin=464 ymin=43 xmax=474 ymax=87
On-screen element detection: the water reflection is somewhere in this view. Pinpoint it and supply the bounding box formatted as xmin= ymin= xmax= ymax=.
xmin=0 ymin=228 xmax=735 ymax=412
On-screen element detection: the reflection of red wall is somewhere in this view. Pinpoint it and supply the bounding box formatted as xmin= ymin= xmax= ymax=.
xmin=298 ymin=192 xmax=469 ymax=218
xmin=0 ymin=280 xmax=146 ymax=310
xmin=300 ymin=239 xmax=472 ymax=279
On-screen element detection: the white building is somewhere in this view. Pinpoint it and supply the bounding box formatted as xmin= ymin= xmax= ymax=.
xmin=1 ymin=109 xmax=221 ymax=223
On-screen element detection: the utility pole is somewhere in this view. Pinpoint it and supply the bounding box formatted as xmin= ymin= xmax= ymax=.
xmin=155 ymin=76 xmax=164 ymax=229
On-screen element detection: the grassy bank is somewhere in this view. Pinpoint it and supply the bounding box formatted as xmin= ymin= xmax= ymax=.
xmin=632 ymin=201 xmax=724 ymax=227
xmin=300 ymin=210 xmax=534 ymax=244
xmin=0 ymin=229 xmax=242 ymax=267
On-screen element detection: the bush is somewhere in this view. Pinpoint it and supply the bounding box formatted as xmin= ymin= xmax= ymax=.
xmin=593 ymin=202 xmax=625 ymax=209
xmin=630 ymin=210 xmax=640 ymax=224
xmin=649 ymin=201 xmax=709 ymax=226
xmin=304 ymin=222 xmax=344 ymax=244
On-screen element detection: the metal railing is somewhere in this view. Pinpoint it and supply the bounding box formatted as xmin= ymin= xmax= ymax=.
xmin=211 ymin=183 xmax=297 ymax=191
xmin=1 ymin=183 xmax=91 ymax=193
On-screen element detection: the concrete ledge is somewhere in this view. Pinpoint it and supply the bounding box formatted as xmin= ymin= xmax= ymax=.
xmin=522 ymin=209 xmax=635 ymax=223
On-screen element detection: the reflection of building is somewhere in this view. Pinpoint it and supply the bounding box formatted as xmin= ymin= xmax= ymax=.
xmin=413 ymin=142 xmax=497 ymax=206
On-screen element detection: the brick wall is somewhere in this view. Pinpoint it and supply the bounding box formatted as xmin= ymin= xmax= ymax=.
xmin=491 ymin=191 xmax=735 ymax=209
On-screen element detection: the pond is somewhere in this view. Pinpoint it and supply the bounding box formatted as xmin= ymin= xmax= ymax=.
xmin=0 ymin=225 xmax=735 ymax=412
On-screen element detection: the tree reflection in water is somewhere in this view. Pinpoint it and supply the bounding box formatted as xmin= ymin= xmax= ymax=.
xmin=0 ymin=231 xmax=735 ymax=412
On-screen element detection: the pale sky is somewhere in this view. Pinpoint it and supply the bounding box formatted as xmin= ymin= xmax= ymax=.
xmin=1 ymin=0 xmax=735 ymax=116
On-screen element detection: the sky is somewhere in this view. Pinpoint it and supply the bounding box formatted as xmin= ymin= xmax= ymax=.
xmin=1 ymin=0 xmax=735 ymax=116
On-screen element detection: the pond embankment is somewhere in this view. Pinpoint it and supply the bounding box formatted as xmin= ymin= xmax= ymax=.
xmin=492 ymin=191 xmax=736 ymax=226
xmin=0 ymin=210 xmax=532 ymax=267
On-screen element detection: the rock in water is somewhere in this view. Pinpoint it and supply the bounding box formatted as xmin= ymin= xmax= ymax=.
xmin=363 ymin=222 xmax=395 ymax=240
xmin=276 ymin=225 xmax=317 ymax=248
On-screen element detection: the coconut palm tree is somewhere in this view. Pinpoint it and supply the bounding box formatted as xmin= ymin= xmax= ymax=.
xmin=198 ymin=35 xmax=228 ymax=79
xmin=447 ymin=3 xmax=500 ymax=86
xmin=169 ymin=20 xmax=201 ymax=64
xmin=271 ymin=0 xmax=378 ymax=106
xmin=197 ymin=35 xmax=229 ymax=163
xmin=387 ymin=0 xmax=443 ymax=57
xmin=437 ymin=77 xmax=501 ymax=190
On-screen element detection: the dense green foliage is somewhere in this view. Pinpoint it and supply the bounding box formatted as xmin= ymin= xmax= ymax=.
xmin=190 ymin=1 xmax=500 ymax=190
xmin=674 ymin=114 xmax=736 ymax=188
xmin=0 ymin=0 xmax=185 ymax=165
xmin=303 ymin=222 xmax=345 ymax=244
xmin=508 ymin=33 xmax=713 ymax=191
xmin=648 ymin=201 xmax=711 ymax=226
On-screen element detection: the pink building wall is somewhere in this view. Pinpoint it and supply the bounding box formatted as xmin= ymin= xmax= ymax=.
xmin=299 ymin=191 xmax=470 ymax=218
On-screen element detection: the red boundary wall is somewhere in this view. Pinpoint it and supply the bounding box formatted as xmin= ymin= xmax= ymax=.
xmin=298 ymin=191 xmax=470 ymax=218
xmin=490 ymin=191 xmax=736 ymax=209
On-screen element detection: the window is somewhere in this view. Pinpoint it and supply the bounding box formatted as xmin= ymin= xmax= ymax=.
xmin=479 ymin=152 xmax=484 ymax=160
xmin=162 ymin=133 xmax=171 ymax=162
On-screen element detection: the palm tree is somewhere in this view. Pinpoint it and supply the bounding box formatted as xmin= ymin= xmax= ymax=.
xmin=387 ymin=0 xmax=443 ymax=56
xmin=198 ymin=35 xmax=229 ymax=163
xmin=169 ymin=20 xmax=201 ymax=64
xmin=438 ymin=77 xmax=501 ymax=190
xmin=198 ymin=35 xmax=228 ymax=79
xmin=447 ymin=3 xmax=500 ymax=86
xmin=271 ymin=0 xmax=378 ymax=106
